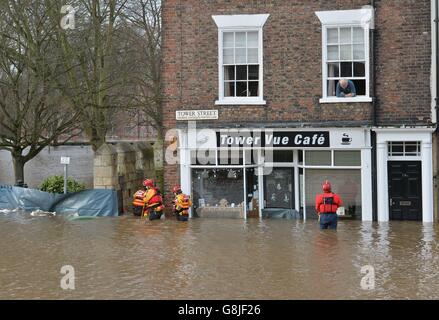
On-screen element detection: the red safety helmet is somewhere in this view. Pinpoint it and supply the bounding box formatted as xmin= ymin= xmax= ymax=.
xmin=172 ymin=185 xmax=182 ymax=194
xmin=322 ymin=180 xmax=332 ymax=193
xmin=143 ymin=179 xmax=154 ymax=188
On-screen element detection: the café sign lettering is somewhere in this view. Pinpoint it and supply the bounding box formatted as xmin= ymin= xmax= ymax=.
xmin=217 ymin=131 xmax=330 ymax=148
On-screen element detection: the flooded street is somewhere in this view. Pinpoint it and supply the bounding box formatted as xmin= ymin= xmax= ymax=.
xmin=1 ymin=211 xmax=439 ymax=300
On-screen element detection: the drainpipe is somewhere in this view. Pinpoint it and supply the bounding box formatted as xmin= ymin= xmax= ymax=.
xmin=370 ymin=0 xmax=378 ymax=221
xmin=435 ymin=0 xmax=439 ymax=128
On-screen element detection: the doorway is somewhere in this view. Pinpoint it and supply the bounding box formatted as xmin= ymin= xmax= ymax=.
xmin=387 ymin=161 xmax=422 ymax=221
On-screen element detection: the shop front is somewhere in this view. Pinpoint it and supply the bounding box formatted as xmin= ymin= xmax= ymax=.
xmin=178 ymin=127 xmax=373 ymax=221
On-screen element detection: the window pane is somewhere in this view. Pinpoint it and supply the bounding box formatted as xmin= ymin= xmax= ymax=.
xmin=218 ymin=149 xmax=243 ymax=165
xmin=273 ymin=150 xmax=294 ymax=163
xmin=235 ymin=48 xmax=246 ymax=64
xmin=236 ymin=81 xmax=248 ymax=97
xmin=352 ymin=79 xmax=366 ymax=95
xmin=340 ymin=28 xmax=351 ymax=43
xmin=327 ymin=80 xmax=338 ymax=97
xmin=224 ymin=66 xmax=235 ymax=80
xmin=223 ymin=48 xmax=234 ymax=64
xmin=334 ymin=151 xmax=361 ymax=166
xmin=353 ymin=44 xmax=365 ymax=59
xmin=248 ymin=48 xmax=258 ymax=63
xmin=223 ymin=32 xmax=234 ymax=48
xmin=264 ymin=168 xmax=294 ymax=209
xmin=328 ymin=62 xmax=340 ymax=77
xmin=248 ymin=81 xmax=259 ymax=97
xmin=327 ymin=28 xmax=338 ymax=44
xmin=305 ymin=169 xmax=362 ymax=219
xmin=305 ymin=151 xmax=331 ymax=166
xmin=224 ymin=82 xmax=235 ymax=97
xmin=235 ymin=32 xmax=246 ymax=47
xmin=353 ymin=62 xmax=365 ymax=77
xmin=247 ymin=32 xmax=258 ymax=47
xmin=191 ymin=150 xmax=216 ymax=165
xmin=248 ymin=65 xmax=259 ymax=80
xmin=236 ymin=65 xmax=247 ymax=80
xmin=340 ymin=45 xmax=352 ymax=60
xmin=327 ymin=45 xmax=339 ymax=60
xmin=341 ymin=62 xmax=352 ymax=77
xmin=192 ymin=169 xmax=244 ymax=212
xmin=353 ymin=27 xmax=364 ymax=44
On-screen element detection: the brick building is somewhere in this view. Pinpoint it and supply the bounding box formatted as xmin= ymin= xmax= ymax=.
xmin=162 ymin=0 xmax=437 ymax=222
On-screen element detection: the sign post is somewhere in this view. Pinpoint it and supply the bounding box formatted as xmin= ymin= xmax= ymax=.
xmin=60 ymin=157 xmax=71 ymax=194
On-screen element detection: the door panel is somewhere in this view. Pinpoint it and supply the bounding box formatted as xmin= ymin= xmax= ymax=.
xmin=388 ymin=161 xmax=422 ymax=221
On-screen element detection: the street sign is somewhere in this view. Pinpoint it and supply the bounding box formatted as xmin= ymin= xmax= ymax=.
xmin=61 ymin=157 xmax=70 ymax=165
xmin=176 ymin=110 xmax=218 ymax=121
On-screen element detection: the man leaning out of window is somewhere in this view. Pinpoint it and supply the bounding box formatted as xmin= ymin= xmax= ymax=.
xmin=336 ymin=79 xmax=356 ymax=98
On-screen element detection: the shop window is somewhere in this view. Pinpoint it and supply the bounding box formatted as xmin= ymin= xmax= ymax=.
xmin=191 ymin=150 xmax=216 ymax=165
xmin=272 ymin=150 xmax=294 ymax=163
xmin=244 ymin=149 xmax=258 ymax=165
xmin=246 ymin=168 xmax=260 ymax=217
xmin=264 ymin=168 xmax=294 ymax=209
xmin=192 ymin=169 xmax=244 ymax=215
xmin=217 ymin=149 xmax=243 ymax=165
xmin=388 ymin=141 xmax=421 ymax=157
xmin=305 ymin=169 xmax=362 ymax=219
xmin=334 ymin=150 xmax=361 ymax=166
xmin=305 ymin=151 xmax=331 ymax=166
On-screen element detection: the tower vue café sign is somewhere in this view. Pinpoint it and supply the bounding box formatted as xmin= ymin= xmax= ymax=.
xmin=217 ymin=131 xmax=330 ymax=148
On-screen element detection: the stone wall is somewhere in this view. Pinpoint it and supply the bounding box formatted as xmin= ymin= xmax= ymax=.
xmin=0 ymin=145 xmax=94 ymax=188
xmin=93 ymin=142 xmax=155 ymax=214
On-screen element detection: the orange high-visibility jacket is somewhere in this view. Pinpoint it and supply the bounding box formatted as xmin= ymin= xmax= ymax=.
xmin=174 ymin=193 xmax=192 ymax=212
xmin=132 ymin=190 xmax=146 ymax=207
xmin=315 ymin=192 xmax=342 ymax=214
xmin=143 ymin=188 xmax=163 ymax=208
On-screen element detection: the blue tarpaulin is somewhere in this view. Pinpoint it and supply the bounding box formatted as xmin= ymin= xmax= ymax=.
xmin=0 ymin=185 xmax=118 ymax=216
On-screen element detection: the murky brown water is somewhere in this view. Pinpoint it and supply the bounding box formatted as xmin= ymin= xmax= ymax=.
xmin=1 ymin=210 xmax=439 ymax=299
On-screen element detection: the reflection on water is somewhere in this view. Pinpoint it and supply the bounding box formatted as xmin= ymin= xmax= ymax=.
xmin=1 ymin=210 xmax=439 ymax=299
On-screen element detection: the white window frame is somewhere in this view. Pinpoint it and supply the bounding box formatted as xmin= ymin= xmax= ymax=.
xmin=212 ymin=14 xmax=269 ymax=106
xmin=316 ymin=8 xmax=374 ymax=104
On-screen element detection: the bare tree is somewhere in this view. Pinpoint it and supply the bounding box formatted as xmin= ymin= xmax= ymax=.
xmin=48 ymin=0 xmax=137 ymax=152
xmin=0 ymin=0 xmax=81 ymax=184
xmin=123 ymin=0 xmax=163 ymax=138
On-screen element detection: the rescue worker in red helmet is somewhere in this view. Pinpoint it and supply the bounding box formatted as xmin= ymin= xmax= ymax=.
xmin=171 ymin=185 xmax=192 ymax=221
xmin=315 ymin=180 xmax=343 ymax=230
xmin=132 ymin=184 xmax=147 ymax=217
xmin=142 ymin=179 xmax=164 ymax=220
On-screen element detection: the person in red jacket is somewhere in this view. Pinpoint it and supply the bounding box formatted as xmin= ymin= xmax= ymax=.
xmin=315 ymin=180 xmax=343 ymax=230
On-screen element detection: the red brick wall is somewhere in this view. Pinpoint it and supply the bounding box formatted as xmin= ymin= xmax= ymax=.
xmin=162 ymin=0 xmax=432 ymax=198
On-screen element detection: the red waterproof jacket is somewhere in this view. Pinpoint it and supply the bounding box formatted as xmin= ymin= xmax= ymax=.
xmin=315 ymin=192 xmax=342 ymax=214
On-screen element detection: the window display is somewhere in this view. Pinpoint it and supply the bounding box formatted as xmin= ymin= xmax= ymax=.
xmin=264 ymin=168 xmax=294 ymax=209
xmin=192 ymin=169 xmax=244 ymax=216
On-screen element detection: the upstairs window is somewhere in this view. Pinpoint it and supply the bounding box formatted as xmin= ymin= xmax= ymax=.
xmin=316 ymin=8 xmax=374 ymax=103
xmin=223 ymin=31 xmax=260 ymax=98
xmin=326 ymin=27 xmax=366 ymax=98
xmin=213 ymin=14 xmax=269 ymax=105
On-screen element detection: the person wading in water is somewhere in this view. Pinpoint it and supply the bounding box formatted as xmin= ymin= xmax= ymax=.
xmin=315 ymin=180 xmax=343 ymax=230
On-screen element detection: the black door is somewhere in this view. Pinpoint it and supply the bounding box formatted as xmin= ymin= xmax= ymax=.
xmin=388 ymin=161 xmax=422 ymax=221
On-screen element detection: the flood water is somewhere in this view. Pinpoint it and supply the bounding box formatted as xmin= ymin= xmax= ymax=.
xmin=1 ymin=210 xmax=439 ymax=300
